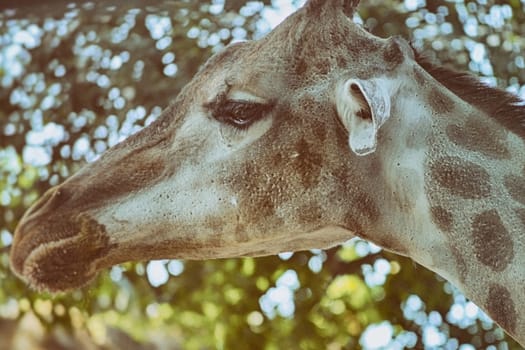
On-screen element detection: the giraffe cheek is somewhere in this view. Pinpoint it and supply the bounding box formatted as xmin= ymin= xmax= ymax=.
xmin=296 ymin=203 xmax=324 ymax=228
xmin=236 ymin=197 xmax=285 ymax=239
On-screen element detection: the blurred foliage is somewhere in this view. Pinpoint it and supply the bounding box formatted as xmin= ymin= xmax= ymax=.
xmin=0 ymin=0 xmax=524 ymax=349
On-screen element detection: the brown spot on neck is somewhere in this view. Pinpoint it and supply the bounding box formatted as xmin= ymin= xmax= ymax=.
xmin=430 ymin=206 xmax=453 ymax=232
xmin=471 ymin=209 xmax=513 ymax=272
xmin=449 ymin=244 xmax=468 ymax=283
xmin=486 ymin=283 xmax=517 ymax=334
xmin=428 ymin=87 xmax=454 ymax=114
xmin=429 ymin=156 xmax=491 ymax=199
xmin=383 ymin=39 xmax=405 ymax=66
xmin=505 ymin=175 xmax=525 ymax=206
xmin=446 ymin=118 xmax=510 ymax=159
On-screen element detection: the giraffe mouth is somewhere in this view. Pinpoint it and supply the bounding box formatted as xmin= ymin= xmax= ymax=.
xmin=16 ymin=237 xmax=102 ymax=292
xmin=10 ymin=206 xmax=113 ymax=292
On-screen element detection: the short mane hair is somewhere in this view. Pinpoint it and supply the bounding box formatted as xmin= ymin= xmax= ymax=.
xmin=415 ymin=52 xmax=525 ymax=138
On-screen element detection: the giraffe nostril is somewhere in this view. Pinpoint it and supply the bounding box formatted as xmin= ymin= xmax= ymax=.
xmin=24 ymin=187 xmax=54 ymax=218
xmin=25 ymin=186 xmax=71 ymax=220
xmin=12 ymin=186 xmax=73 ymax=254
xmin=10 ymin=185 xmax=81 ymax=284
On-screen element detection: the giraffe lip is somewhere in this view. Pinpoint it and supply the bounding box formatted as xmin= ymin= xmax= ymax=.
xmin=14 ymin=234 xmax=107 ymax=292
xmin=21 ymin=243 xmax=97 ymax=292
xmin=10 ymin=213 xmax=112 ymax=292
xmin=11 ymin=236 xmax=92 ymax=292
xmin=9 ymin=220 xmax=43 ymax=281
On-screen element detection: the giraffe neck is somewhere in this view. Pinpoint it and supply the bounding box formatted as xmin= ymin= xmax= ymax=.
xmin=366 ymin=73 xmax=525 ymax=342
xmin=426 ymin=98 xmax=525 ymax=340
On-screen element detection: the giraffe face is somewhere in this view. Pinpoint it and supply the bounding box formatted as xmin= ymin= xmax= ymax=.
xmin=11 ymin=0 xmax=417 ymax=291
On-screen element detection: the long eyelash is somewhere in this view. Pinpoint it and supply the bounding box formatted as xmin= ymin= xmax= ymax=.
xmin=205 ymin=98 xmax=274 ymax=129
xmin=217 ymin=101 xmax=260 ymax=116
xmin=217 ymin=101 xmax=269 ymax=128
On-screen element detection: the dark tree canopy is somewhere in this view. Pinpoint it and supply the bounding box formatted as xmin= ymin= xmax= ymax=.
xmin=0 ymin=1 xmax=524 ymax=349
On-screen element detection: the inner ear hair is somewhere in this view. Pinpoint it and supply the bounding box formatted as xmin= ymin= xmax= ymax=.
xmin=349 ymin=83 xmax=372 ymax=120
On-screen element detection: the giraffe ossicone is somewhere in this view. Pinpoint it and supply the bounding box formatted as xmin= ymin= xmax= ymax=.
xmin=9 ymin=0 xmax=525 ymax=345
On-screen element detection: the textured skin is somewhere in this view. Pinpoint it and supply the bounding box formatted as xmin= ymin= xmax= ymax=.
xmin=9 ymin=0 xmax=525 ymax=345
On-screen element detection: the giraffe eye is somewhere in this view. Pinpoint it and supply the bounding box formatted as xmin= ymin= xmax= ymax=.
xmin=209 ymin=100 xmax=273 ymax=129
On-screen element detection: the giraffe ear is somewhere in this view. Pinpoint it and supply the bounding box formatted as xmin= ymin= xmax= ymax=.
xmin=335 ymin=78 xmax=391 ymax=156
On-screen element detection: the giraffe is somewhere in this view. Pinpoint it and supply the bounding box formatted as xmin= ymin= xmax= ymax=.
xmin=9 ymin=0 xmax=525 ymax=345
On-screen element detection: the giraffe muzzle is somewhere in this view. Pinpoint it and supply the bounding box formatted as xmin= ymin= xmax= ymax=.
xmin=10 ymin=186 xmax=113 ymax=292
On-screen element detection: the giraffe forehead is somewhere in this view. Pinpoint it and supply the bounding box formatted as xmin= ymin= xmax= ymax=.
xmin=191 ymin=6 xmax=405 ymax=99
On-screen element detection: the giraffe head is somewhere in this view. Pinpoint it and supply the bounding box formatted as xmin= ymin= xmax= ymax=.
xmin=11 ymin=0 xmax=433 ymax=292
